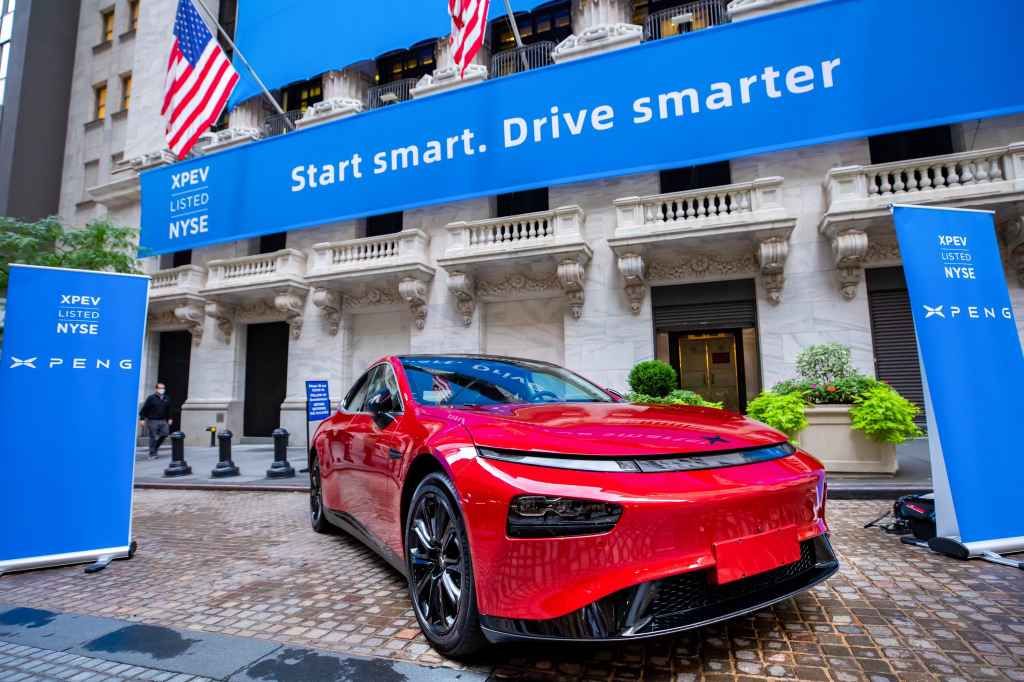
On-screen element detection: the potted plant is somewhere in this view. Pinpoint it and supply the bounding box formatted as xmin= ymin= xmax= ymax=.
xmin=746 ymin=344 xmax=922 ymax=474
xmin=626 ymin=360 xmax=724 ymax=408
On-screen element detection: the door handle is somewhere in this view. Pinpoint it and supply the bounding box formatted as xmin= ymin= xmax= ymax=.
xmin=387 ymin=448 xmax=402 ymax=460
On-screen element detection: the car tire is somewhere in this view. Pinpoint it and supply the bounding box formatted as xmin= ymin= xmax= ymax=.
xmin=405 ymin=472 xmax=487 ymax=658
xmin=309 ymin=452 xmax=337 ymax=535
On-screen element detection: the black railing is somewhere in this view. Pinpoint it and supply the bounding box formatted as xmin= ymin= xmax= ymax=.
xmin=368 ymin=78 xmax=417 ymax=109
xmin=263 ymin=109 xmax=303 ymax=138
xmin=490 ymin=41 xmax=556 ymax=79
xmin=643 ymin=0 xmax=729 ymax=41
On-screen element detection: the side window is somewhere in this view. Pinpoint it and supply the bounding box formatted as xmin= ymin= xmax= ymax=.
xmin=381 ymin=364 xmax=403 ymax=413
xmin=344 ymin=367 xmax=378 ymax=412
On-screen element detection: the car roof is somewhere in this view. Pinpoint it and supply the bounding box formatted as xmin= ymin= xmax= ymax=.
xmin=394 ymin=353 xmax=563 ymax=369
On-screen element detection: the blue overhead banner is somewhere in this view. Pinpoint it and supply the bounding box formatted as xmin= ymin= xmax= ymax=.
xmin=230 ymin=0 xmax=539 ymax=107
xmin=0 ymin=266 xmax=149 ymax=574
xmin=141 ymin=0 xmax=1024 ymax=256
xmin=892 ymin=206 xmax=1024 ymax=550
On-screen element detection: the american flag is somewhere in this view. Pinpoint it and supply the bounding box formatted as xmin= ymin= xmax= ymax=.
xmin=162 ymin=0 xmax=239 ymax=159
xmin=448 ymin=0 xmax=491 ymax=78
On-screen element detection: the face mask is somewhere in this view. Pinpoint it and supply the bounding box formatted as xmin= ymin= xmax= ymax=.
xmin=156 ymin=389 xmax=166 ymax=396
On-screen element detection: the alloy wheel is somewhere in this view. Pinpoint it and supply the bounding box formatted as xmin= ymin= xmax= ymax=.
xmin=310 ymin=458 xmax=323 ymax=525
xmin=408 ymin=491 xmax=465 ymax=636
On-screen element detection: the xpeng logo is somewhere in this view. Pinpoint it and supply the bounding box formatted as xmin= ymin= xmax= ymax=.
xmin=923 ymin=304 xmax=1013 ymax=321
xmin=6 ymin=355 xmax=134 ymax=370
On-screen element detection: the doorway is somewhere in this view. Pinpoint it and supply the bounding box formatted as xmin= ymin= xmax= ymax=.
xmin=676 ymin=332 xmax=744 ymax=412
xmin=157 ymin=330 xmax=192 ymax=431
xmin=243 ymin=321 xmax=289 ymax=437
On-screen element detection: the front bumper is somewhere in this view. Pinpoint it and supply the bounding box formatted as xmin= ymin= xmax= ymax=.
xmin=479 ymin=534 xmax=838 ymax=642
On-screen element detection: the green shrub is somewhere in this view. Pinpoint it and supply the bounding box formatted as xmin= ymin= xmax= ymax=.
xmin=850 ymin=384 xmax=924 ymax=444
xmin=772 ymin=374 xmax=879 ymax=405
xmin=630 ymin=389 xmax=723 ymax=409
xmin=746 ymin=391 xmax=808 ymax=439
xmin=627 ymin=360 xmax=677 ymax=398
xmin=795 ymin=343 xmax=856 ymax=384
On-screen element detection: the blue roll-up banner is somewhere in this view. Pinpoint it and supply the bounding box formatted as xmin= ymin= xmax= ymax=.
xmin=140 ymin=0 xmax=1024 ymax=256
xmin=0 ymin=265 xmax=149 ymax=574
xmin=892 ymin=206 xmax=1024 ymax=556
xmin=305 ymin=380 xmax=331 ymax=421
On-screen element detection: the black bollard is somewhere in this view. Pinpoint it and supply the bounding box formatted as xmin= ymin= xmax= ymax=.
xmin=163 ymin=432 xmax=192 ymax=477
xmin=266 ymin=428 xmax=296 ymax=479
xmin=207 ymin=425 xmax=217 ymax=447
xmin=211 ymin=429 xmax=240 ymax=478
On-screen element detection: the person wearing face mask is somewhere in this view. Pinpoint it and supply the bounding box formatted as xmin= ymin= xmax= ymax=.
xmin=139 ymin=382 xmax=173 ymax=459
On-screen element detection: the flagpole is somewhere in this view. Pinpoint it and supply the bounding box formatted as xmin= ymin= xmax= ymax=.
xmin=190 ymin=0 xmax=295 ymax=131
xmin=500 ymin=0 xmax=530 ymax=71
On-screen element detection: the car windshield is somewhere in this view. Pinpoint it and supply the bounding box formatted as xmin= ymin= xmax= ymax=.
xmin=400 ymin=356 xmax=614 ymax=407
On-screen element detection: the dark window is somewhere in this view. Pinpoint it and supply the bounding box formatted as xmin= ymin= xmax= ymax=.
xmin=660 ymin=161 xmax=732 ymax=194
xmin=159 ymin=250 xmax=192 ymax=269
xmin=376 ymin=39 xmax=436 ymax=85
xmin=365 ymin=212 xmax=403 ymax=237
xmin=280 ymin=77 xmax=323 ymax=113
xmin=258 ymin=232 xmax=287 ymax=254
xmin=492 ymin=1 xmax=571 ymax=52
xmin=496 ymin=188 xmax=549 ymax=217
xmin=218 ymin=0 xmax=238 ymax=54
xmin=345 ymin=366 xmax=379 ymax=412
xmin=869 ymin=125 xmax=954 ymax=164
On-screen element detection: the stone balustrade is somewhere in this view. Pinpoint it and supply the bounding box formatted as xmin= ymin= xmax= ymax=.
xmin=614 ymin=177 xmax=786 ymax=235
xmin=824 ymin=143 xmax=1024 ymax=213
xmin=150 ymin=265 xmax=206 ymax=297
xmin=444 ymin=205 xmax=586 ymax=260
xmin=147 ymin=265 xmax=208 ymax=343
xmin=308 ymin=230 xmax=430 ymax=276
xmin=205 ymin=249 xmax=308 ymax=290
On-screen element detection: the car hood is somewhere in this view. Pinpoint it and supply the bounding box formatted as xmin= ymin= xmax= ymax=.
xmin=420 ymin=402 xmax=787 ymax=456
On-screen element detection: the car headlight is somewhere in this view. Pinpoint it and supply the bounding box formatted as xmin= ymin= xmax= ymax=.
xmin=508 ymin=495 xmax=622 ymax=538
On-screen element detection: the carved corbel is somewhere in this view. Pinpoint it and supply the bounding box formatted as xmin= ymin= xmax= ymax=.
xmin=447 ymin=272 xmax=476 ymax=326
xmin=757 ymin=237 xmax=789 ymax=305
xmin=557 ymin=259 xmax=586 ymax=320
xmin=173 ymin=301 xmax=206 ymax=346
xmin=1002 ymin=217 xmax=1024 ymax=287
xmin=274 ymin=289 xmax=307 ymax=340
xmin=204 ymin=301 xmax=235 ymax=342
xmin=399 ymin=277 xmax=429 ymax=330
xmin=830 ymin=229 xmax=869 ymax=300
xmin=617 ymin=253 xmax=646 ymax=314
xmin=311 ymin=288 xmax=342 ymax=336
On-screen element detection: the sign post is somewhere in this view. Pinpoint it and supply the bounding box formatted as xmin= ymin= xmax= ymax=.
xmin=891 ymin=205 xmax=1024 ymax=567
xmin=0 ymin=265 xmax=149 ymax=575
xmin=304 ymin=379 xmax=331 ymax=459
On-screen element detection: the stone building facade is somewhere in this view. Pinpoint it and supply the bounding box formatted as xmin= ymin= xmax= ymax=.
xmin=58 ymin=0 xmax=1024 ymax=443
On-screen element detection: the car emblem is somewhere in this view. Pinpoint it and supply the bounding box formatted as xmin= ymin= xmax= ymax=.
xmin=9 ymin=356 xmax=37 ymax=369
xmin=924 ymin=304 xmax=945 ymax=319
xmin=704 ymin=435 xmax=727 ymax=445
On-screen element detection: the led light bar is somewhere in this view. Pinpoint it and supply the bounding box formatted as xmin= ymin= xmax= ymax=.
xmin=478 ymin=443 xmax=796 ymax=473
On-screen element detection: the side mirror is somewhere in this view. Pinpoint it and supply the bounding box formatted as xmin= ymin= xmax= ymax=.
xmin=605 ymin=387 xmax=625 ymax=401
xmin=367 ymin=389 xmax=396 ymax=427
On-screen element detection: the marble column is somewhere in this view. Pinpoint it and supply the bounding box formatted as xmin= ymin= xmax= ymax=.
xmin=297 ymin=68 xmax=371 ymax=128
xmin=411 ymin=37 xmax=490 ymax=98
xmin=552 ymin=0 xmax=642 ymax=64
xmin=203 ymin=97 xmax=263 ymax=153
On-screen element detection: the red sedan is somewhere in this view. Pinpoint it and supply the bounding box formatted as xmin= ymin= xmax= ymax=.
xmin=310 ymin=355 xmax=838 ymax=657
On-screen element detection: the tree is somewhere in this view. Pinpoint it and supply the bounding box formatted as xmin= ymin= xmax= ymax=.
xmin=0 ymin=216 xmax=140 ymax=296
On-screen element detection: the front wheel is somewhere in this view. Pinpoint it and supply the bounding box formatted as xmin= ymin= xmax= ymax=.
xmin=309 ymin=454 xmax=336 ymax=534
xmin=405 ymin=473 xmax=487 ymax=658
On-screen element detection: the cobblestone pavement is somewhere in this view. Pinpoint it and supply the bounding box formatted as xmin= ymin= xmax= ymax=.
xmin=0 ymin=641 xmax=213 ymax=681
xmin=1 ymin=490 xmax=1022 ymax=681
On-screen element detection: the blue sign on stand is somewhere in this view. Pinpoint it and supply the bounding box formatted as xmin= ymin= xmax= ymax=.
xmin=0 ymin=265 xmax=149 ymax=574
xmin=892 ymin=205 xmax=1024 ymax=557
xmin=305 ymin=380 xmax=331 ymax=421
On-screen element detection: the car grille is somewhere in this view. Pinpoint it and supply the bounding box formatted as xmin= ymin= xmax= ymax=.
xmin=649 ymin=539 xmax=816 ymax=630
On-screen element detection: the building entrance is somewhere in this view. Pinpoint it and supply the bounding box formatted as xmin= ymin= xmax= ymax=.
xmin=157 ymin=330 xmax=191 ymax=431
xmin=677 ymin=332 xmax=743 ymax=412
xmin=243 ymin=321 xmax=289 ymax=437
xmin=652 ymin=280 xmax=761 ymax=413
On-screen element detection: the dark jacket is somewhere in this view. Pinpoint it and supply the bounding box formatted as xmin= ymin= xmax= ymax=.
xmin=139 ymin=393 xmax=172 ymax=420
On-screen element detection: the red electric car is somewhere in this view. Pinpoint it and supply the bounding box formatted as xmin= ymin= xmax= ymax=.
xmin=309 ymin=355 xmax=838 ymax=657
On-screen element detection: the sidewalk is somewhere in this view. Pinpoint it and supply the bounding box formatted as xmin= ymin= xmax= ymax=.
xmin=136 ymin=439 xmax=934 ymax=498
xmin=0 ymin=605 xmax=482 ymax=681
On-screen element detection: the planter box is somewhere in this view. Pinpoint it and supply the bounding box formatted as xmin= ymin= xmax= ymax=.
xmin=798 ymin=405 xmax=898 ymax=475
